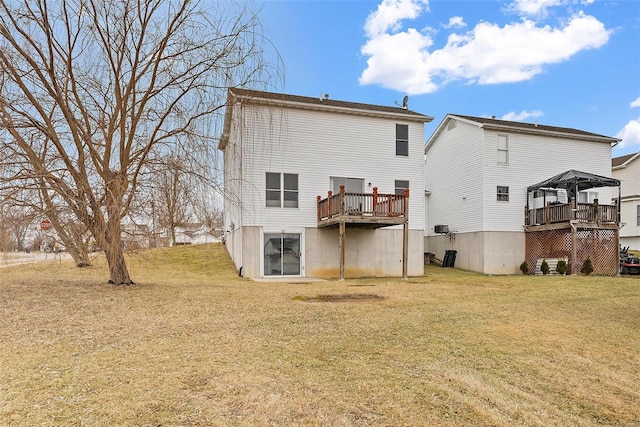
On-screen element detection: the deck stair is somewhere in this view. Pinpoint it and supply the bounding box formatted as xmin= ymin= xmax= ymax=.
xmin=534 ymin=258 xmax=568 ymax=276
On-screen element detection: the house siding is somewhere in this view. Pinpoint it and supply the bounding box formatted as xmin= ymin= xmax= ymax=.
xmin=424 ymin=119 xmax=484 ymax=235
xmin=221 ymin=92 xmax=430 ymax=278
xmin=235 ymin=104 xmax=425 ymax=230
xmin=613 ymin=156 xmax=640 ymax=249
xmin=482 ymin=130 xmax=613 ymax=232
xmin=425 ymin=114 xmax=616 ymax=275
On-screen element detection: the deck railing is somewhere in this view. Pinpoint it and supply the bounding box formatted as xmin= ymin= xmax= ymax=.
xmin=525 ymin=199 xmax=618 ymax=226
xmin=317 ymin=186 xmax=408 ymax=222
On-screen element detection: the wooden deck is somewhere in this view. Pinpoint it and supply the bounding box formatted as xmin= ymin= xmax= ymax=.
xmin=317 ymin=187 xmax=408 ymax=229
xmin=525 ymin=200 xmax=618 ymax=231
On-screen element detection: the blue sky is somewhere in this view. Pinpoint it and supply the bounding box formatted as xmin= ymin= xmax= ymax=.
xmin=258 ymin=0 xmax=640 ymax=158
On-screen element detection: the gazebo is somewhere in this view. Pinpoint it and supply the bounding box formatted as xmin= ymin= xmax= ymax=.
xmin=524 ymin=170 xmax=621 ymax=275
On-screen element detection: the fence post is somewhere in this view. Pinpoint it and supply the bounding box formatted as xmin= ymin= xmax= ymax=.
xmin=340 ymin=185 xmax=345 ymax=216
xmin=317 ymin=195 xmax=321 ymax=222
xmin=327 ymin=191 xmax=332 ymax=217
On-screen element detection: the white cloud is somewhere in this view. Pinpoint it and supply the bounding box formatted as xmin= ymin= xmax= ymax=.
xmin=359 ymin=0 xmax=611 ymax=94
xmin=501 ymin=110 xmax=544 ymax=121
xmin=444 ymin=16 xmax=466 ymax=29
xmin=507 ymin=0 xmax=564 ymax=17
xmin=616 ymin=117 xmax=640 ymax=148
xmin=630 ymin=97 xmax=640 ymax=108
xmin=364 ymin=0 xmax=429 ymax=37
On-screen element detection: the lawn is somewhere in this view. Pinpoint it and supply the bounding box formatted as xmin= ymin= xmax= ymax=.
xmin=1 ymin=243 xmax=639 ymax=426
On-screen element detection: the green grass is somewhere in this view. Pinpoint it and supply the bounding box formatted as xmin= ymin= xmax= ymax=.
xmin=1 ymin=243 xmax=639 ymax=426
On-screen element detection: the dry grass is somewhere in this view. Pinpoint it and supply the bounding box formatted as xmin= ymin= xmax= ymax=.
xmin=1 ymin=244 xmax=639 ymax=426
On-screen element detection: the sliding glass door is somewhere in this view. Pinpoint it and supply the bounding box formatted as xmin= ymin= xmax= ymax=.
xmin=264 ymin=233 xmax=301 ymax=276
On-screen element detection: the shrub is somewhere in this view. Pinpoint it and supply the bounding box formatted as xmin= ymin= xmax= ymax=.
xmin=556 ymin=260 xmax=568 ymax=275
xmin=581 ymin=257 xmax=594 ymax=275
xmin=541 ymin=259 xmax=550 ymax=275
xmin=519 ymin=261 xmax=529 ymax=275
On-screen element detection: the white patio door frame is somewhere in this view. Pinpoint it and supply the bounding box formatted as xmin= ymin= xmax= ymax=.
xmin=261 ymin=228 xmax=305 ymax=277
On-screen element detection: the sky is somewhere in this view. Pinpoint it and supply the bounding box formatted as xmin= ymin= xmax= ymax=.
xmin=258 ymin=0 xmax=640 ymax=158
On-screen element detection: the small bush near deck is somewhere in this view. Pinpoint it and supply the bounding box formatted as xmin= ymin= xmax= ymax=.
xmin=519 ymin=261 xmax=529 ymax=275
xmin=556 ymin=260 xmax=568 ymax=275
xmin=581 ymin=257 xmax=594 ymax=275
xmin=541 ymin=259 xmax=550 ymax=275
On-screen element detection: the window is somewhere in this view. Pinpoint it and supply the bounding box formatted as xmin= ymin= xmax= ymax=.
xmin=266 ymin=172 xmax=298 ymax=208
xmin=396 ymin=124 xmax=408 ymax=156
xmin=264 ymin=233 xmax=301 ymax=276
xmin=395 ymin=180 xmax=409 ymax=195
xmin=637 ymin=205 xmax=640 ymax=226
xmin=497 ymin=186 xmax=509 ymax=201
xmin=497 ymin=135 xmax=508 ymax=165
xmin=578 ymin=191 xmax=598 ymax=204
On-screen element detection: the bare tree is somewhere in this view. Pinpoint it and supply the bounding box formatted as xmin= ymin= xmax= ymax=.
xmin=151 ymin=155 xmax=196 ymax=246
xmin=0 ymin=202 xmax=36 ymax=251
xmin=0 ymin=0 xmax=276 ymax=284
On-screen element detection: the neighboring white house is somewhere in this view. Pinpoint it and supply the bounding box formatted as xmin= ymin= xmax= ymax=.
xmin=612 ymin=152 xmax=640 ymax=250
xmin=424 ymin=114 xmax=620 ymax=275
xmin=218 ymin=88 xmax=434 ymax=279
xmin=173 ymin=223 xmax=220 ymax=246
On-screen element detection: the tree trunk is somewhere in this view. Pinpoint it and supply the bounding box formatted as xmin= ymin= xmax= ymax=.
xmin=103 ymin=238 xmax=133 ymax=285
xmin=65 ymin=242 xmax=92 ymax=267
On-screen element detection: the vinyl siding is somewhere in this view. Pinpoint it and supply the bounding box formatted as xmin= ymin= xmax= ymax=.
xmin=424 ymin=119 xmax=484 ymax=234
xmin=425 ymin=117 xmax=615 ymax=234
xmin=613 ymin=158 xmax=640 ymax=240
xmin=231 ymin=103 xmax=426 ymax=231
xmin=481 ymin=130 xmax=614 ymax=232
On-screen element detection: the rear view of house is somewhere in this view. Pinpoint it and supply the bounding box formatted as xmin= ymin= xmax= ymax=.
xmin=612 ymin=152 xmax=640 ymax=250
xmin=218 ymin=89 xmax=433 ymax=279
xmin=424 ymin=114 xmax=620 ymax=275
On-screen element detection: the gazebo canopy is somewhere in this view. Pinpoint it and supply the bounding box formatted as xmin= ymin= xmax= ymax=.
xmin=527 ymin=169 xmax=620 ymax=194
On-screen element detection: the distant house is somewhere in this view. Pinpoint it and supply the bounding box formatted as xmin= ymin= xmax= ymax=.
xmin=121 ymin=223 xmax=150 ymax=249
xmin=612 ymin=152 xmax=640 ymax=250
xmin=218 ymin=88 xmax=434 ymax=279
xmin=173 ymin=223 xmax=220 ymax=246
xmin=424 ymin=114 xmax=620 ymax=275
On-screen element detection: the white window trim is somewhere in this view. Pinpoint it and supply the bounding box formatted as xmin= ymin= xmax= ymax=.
xmin=497 ymin=135 xmax=508 ymax=165
xmin=260 ymin=228 xmax=305 ymax=278
xmin=266 ymin=172 xmax=299 ymax=208
xmin=497 ymin=185 xmax=509 ymax=202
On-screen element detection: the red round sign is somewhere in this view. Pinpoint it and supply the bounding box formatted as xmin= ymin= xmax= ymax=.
xmin=40 ymin=219 xmax=52 ymax=231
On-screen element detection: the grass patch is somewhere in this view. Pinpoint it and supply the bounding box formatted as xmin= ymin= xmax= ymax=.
xmin=1 ymin=243 xmax=639 ymax=426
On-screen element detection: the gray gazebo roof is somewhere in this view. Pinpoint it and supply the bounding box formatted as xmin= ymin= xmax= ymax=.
xmin=527 ymin=170 xmax=620 ymax=193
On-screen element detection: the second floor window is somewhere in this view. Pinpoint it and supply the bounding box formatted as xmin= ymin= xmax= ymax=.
xmin=497 ymin=186 xmax=509 ymax=202
xmin=396 ymin=124 xmax=408 ymax=156
xmin=266 ymin=172 xmax=298 ymax=208
xmin=497 ymin=135 xmax=508 ymax=165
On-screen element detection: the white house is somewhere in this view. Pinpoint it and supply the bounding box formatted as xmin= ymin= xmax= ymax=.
xmin=612 ymin=152 xmax=640 ymax=250
xmin=218 ymin=88 xmax=434 ymax=279
xmin=424 ymin=114 xmax=620 ymax=275
xmin=173 ymin=223 xmax=220 ymax=246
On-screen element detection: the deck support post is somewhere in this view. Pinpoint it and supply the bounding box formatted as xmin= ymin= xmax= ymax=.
xmin=402 ymin=188 xmax=409 ymax=280
xmin=402 ymin=221 xmax=408 ymax=280
xmin=339 ymin=220 xmax=345 ymax=281
xmin=570 ymin=221 xmax=578 ymax=275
